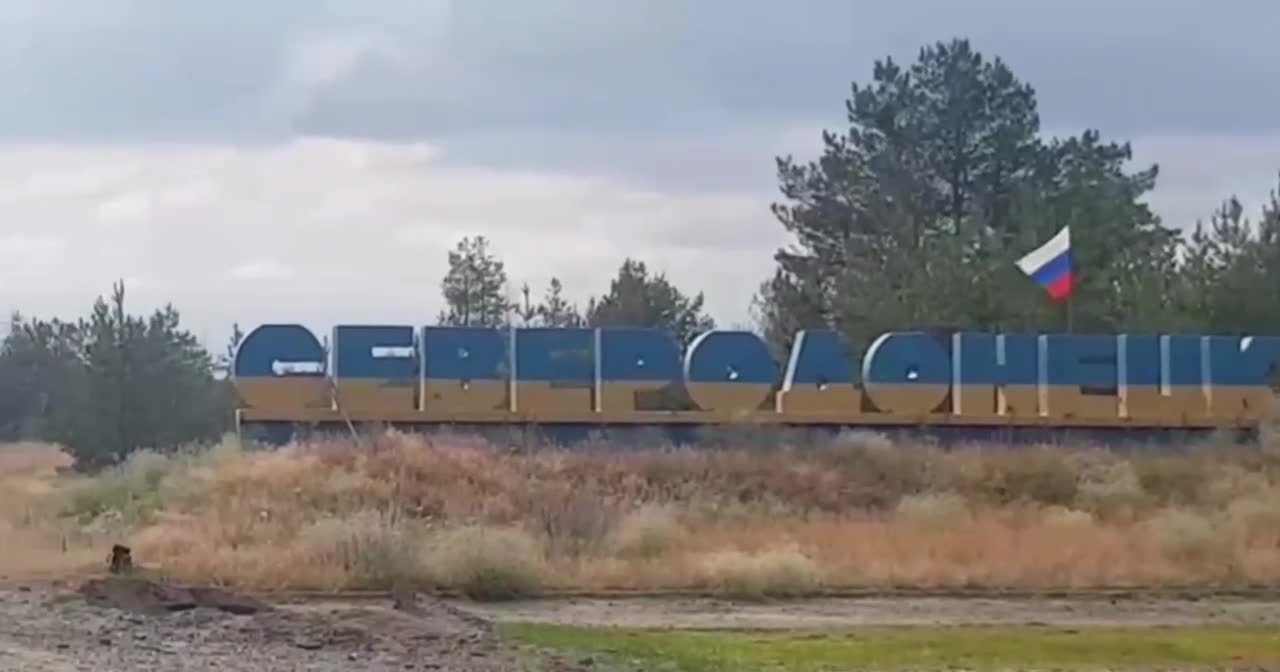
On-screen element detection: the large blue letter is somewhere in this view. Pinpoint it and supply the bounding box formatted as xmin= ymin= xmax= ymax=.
xmin=421 ymin=327 xmax=508 ymax=413
xmin=332 ymin=325 xmax=418 ymax=412
xmin=513 ymin=327 xmax=595 ymax=414
xmin=232 ymin=324 xmax=330 ymax=412
xmin=597 ymin=328 xmax=682 ymax=413
xmin=684 ymin=331 xmax=775 ymax=416
xmin=776 ymin=330 xmax=862 ymax=415
xmin=862 ymin=332 xmax=950 ymax=415
xmin=951 ymin=333 xmax=1038 ymax=417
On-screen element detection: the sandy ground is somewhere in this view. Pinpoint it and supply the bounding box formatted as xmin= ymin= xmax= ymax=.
xmin=455 ymin=594 xmax=1280 ymax=630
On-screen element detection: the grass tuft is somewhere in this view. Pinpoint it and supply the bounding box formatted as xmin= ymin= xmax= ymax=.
xmin=607 ymin=504 xmax=688 ymax=559
xmin=423 ymin=525 xmax=547 ymax=601
xmin=697 ymin=546 xmax=826 ymax=600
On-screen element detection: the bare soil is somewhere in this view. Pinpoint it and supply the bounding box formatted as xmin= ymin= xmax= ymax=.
xmin=4 ymin=577 xmax=1280 ymax=671
xmin=0 ymin=577 xmax=587 ymax=672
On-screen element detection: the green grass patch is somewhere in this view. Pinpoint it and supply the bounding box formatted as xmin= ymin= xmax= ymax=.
xmin=503 ymin=622 xmax=1280 ymax=671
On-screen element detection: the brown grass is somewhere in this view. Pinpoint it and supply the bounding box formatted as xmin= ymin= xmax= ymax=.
xmin=5 ymin=429 xmax=1280 ymax=596
xmin=0 ymin=442 xmax=105 ymax=577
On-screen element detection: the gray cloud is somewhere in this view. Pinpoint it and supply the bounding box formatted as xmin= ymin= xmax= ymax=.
xmin=0 ymin=0 xmax=1278 ymax=347
xmin=5 ymin=0 xmax=1278 ymax=143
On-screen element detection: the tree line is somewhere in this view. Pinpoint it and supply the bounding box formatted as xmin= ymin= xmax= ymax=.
xmin=2 ymin=37 xmax=1277 ymax=468
xmin=0 ymin=249 xmax=718 ymax=468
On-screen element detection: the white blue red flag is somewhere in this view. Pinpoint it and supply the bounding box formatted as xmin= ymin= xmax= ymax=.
xmin=1015 ymin=225 xmax=1072 ymax=301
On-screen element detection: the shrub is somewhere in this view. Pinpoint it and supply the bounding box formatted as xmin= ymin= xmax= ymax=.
xmin=965 ymin=446 xmax=1081 ymax=507
xmin=297 ymin=510 xmax=428 ymax=589
xmin=822 ymin=436 xmax=934 ymax=508
xmin=1145 ymin=509 xmax=1222 ymax=565
xmin=1134 ymin=455 xmax=1212 ymax=508
xmin=535 ymin=490 xmax=618 ymax=558
xmin=424 ymin=525 xmax=546 ymax=601
xmin=1201 ymin=466 xmax=1271 ymax=509
xmin=1075 ymin=460 xmax=1146 ymax=517
xmin=607 ymin=504 xmax=687 ymax=559
xmin=1225 ymin=494 xmax=1280 ymax=546
xmin=698 ymin=546 xmax=825 ymax=600
xmin=60 ymin=449 xmax=183 ymax=523
xmin=894 ymin=492 xmax=971 ymax=529
xmin=1040 ymin=505 xmax=1095 ymax=530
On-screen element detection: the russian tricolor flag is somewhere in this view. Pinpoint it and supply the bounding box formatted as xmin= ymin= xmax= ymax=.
xmin=1015 ymin=225 xmax=1072 ymax=301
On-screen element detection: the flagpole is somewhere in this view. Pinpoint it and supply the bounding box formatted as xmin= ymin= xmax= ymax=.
xmin=1066 ymin=294 xmax=1074 ymax=333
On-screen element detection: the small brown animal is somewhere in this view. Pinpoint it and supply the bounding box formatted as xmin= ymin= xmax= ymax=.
xmin=108 ymin=544 xmax=133 ymax=575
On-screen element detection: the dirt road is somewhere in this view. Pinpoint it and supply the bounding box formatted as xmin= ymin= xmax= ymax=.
xmin=456 ymin=593 xmax=1280 ymax=630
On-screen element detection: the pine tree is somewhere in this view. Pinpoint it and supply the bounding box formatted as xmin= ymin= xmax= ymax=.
xmin=438 ymin=236 xmax=513 ymax=327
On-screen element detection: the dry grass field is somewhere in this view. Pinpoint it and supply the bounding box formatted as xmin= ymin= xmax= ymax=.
xmin=4 ymin=426 xmax=1280 ymax=600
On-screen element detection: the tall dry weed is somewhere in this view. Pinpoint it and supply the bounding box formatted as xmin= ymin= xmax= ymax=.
xmin=534 ymin=489 xmax=618 ymax=558
xmin=607 ymin=504 xmax=688 ymax=559
xmin=0 ymin=442 xmax=106 ymax=576
xmin=1075 ymin=460 xmax=1147 ymax=518
xmin=10 ymin=432 xmax=1280 ymax=591
xmin=422 ymin=525 xmax=547 ymax=600
xmin=894 ymin=492 xmax=972 ymax=529
xmin=296 ymin=510 xmax=429 ymax=589
xmin=696 ymin=545 xmax=826 ymax=599
xmin=1145 ymin=509 xmax=1225 ymax=567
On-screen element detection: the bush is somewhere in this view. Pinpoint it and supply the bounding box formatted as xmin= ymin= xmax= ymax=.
xmin=297 ymin=510 xmax=428 ymax=589
xmin=60 ymin=449 xmax=181 ymax=523
xmin=1075 ymin=460 xmax=1146 ymax=517
xmin=607 ymin=504 xmax=687 ymax=559
xmin=1201 ymin=466 xmax=1271 ymax=509
xmin=894 ymin=492 xmax=971 ymax=529
xmin=535 ymin=490 xmax=618 ymax=558
xmin=822 ymin=437 xmax=934 ymax=507
xmin=1040 ymin=505 xmax=1095 ymax=530
xmin=1225 ymin=494 xmax=1280 ymax=546
xmin=424 ymin=525 xmax=546 ymax=601
xmin=698 ymin=546 xmax=825 ymax=600
xmin=1145 ymin=509 xmax=1223 ymax=565
xmin=964 ymin=447 xmax=1081 ymax=507
xmin=1134 ymin=455 xmax=1212 ymax=508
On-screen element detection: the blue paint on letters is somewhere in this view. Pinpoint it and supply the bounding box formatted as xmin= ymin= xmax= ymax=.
xmin=952 ymin=333 xmax=1038 ymax=386
xmin=231 ymin=323 xmax=1280 ymax=431
xmin=516 ymin=328 xmax=595 ymax=382
xmin=333 ymin=326 xmax=417 ymax=379
xmin=684 ymin=331 xmax=776 ymax=385
xmin=1206 ymin=336 xmax=1280 ymax=386
xmin=862 ymin=332 xmax=951 ymax=385
xmin=784 ymin=330 xmax=855 ymax=386
xmin=421 ymin=327 xmax=506 ymax=381
xmin=1042 ymin=335 xmax=1117 ymax=387
xmin=1121 ymin=335 xmax=1160 ymax=388
xmin=1162 ymin=335 xmax=1204 ymax=387
xmin=234 ymin=324 xmax=326 ymax=378
xmin=598 ymin=328 xmax=681 ymax=383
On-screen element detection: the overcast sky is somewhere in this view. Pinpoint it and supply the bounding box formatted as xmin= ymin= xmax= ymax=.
xmin=2 ymin=0 xmax=1278 ymax=349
